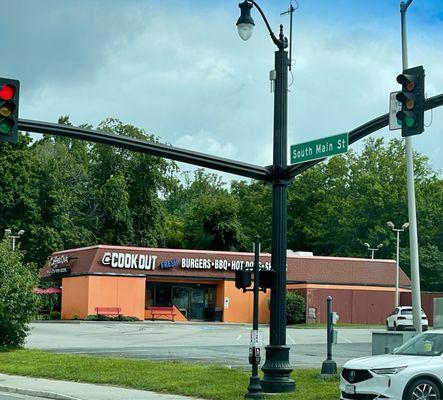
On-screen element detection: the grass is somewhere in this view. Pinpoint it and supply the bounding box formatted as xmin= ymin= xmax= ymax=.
xmin=0 ymin=349 xmax=340 ymax=399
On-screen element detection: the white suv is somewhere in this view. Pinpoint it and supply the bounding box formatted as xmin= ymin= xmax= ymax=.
xmin=386 ymin=306 xmax=428 ymax=331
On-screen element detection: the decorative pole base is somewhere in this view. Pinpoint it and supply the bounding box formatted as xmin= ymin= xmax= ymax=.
xmin=321 ymin=359 xmax=337 ymax=376
xmin=260 ymin=345 xmax=295 ymax=393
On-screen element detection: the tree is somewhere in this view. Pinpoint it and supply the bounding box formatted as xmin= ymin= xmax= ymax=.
xmin=184 ymin=194 xmax=243 ymax=251
xmin=0 ymin=240 xmax=38 ymax=348
xmin=231 ymin=180 xmax=272 ymax=252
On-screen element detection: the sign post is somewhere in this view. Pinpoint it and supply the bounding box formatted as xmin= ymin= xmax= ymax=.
xmin=290 ymin=133 xmax=348 ymax=165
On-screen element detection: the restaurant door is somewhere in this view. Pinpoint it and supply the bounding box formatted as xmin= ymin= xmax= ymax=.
xmin=148 ymin=283 xmax=215 ymax=321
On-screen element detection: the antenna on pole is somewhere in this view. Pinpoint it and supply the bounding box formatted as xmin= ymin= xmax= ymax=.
xmin=280 ymin=1 xmax=297 ymax=71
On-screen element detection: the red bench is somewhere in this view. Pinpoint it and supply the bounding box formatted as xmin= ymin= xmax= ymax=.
xmin=95 ymin=307 xmax=121 ymax=317
xmin=148 ymin=306 xmax=176 ymax=321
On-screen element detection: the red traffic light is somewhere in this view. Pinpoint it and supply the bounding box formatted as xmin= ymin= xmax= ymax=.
xmin=396 ymin=74 xmax=415 ymax=92
xmin=0 ymin=84 xmax=15 ymax=101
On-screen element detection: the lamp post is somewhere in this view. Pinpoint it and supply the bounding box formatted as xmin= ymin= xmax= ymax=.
xmin=387 ymin=221 xmax=409 ymax=308
xmin=236 ymin=1 xmax=294 ymax=393
xmin=4 ymin=229 xmax=25 ymax=251
xmin=364 ymin=242 xmax=383 ymax=259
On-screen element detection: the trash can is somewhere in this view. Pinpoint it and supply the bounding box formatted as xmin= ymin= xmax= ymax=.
xmin=214 ymin=307 xmax=223 ymax=322
xmin=204 ymin=307 xmax=214 ymax=321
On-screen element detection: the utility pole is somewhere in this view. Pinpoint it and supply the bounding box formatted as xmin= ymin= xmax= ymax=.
xmin=400 ymin=0 xmax=422 ymax=333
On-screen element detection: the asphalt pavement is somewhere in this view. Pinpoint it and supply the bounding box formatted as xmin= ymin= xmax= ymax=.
xmin=26 ymin=321 xmax=374 ymax=369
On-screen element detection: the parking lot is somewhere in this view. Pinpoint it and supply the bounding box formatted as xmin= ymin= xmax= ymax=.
xmin=26 ymin=321 xmax=374 ymax=369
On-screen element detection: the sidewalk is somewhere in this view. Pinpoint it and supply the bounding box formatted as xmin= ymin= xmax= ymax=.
xmin=0 ymin=374 xmax=198 ymax=400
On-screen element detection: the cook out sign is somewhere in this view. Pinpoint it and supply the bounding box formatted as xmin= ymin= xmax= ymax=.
xmin=101 ymin=252 xmax=157 ymax=270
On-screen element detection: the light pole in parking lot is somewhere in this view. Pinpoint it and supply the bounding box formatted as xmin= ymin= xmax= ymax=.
xmin=4 ymin=228 xmax=25 ymax=251
xmin=364 ymin=242 xmax=383 ymax=259
xmin=387 ymin=221 xmax=409 ymax=308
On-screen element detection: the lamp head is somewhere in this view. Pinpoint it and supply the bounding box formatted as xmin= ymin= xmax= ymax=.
xmin=377 ymin=243 xmax=384 ymax=249
xmin=364 ymin=242 xmax=370 ymax=248
xmin=387 ymin=221 xmax=395 ymax=229
xmin=236 ymin=1 xmax=255 ymax=41
xmin=18 ymin=230 xmax=25 ymax=235
xmin=402 ymin=222 xmax=410 ymax=230
xmin=4 ymin=228 xmax=11 ymax=235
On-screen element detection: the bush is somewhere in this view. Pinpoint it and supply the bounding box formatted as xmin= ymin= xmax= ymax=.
xmin=286 ymin=292 xmax=306 ymax=325
xmin=118 ymin=316 xmax=140 ymax=321
xmin=0 ymin=240 xmax=38 ymax=348
xmin=85 ymin=314 xmax=113 ymax=321
xmin=84 ymin=314 xmax=140 ymax=322
xmin=49 ymin=311 xmax=61 ymax=320
xmin=72 ymin=314 xmax=80 ymax=320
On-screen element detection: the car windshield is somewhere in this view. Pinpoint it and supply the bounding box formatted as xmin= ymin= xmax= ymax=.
xmin=393 ymin=333 xmax=443 ymax=356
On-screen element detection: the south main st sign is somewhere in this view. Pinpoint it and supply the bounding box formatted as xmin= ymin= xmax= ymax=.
xmin=290 ymin=132 xmax=349 ymax=165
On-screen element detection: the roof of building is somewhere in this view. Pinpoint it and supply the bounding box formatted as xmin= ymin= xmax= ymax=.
xmin=41 ymin=245 xmax=410 ymax=288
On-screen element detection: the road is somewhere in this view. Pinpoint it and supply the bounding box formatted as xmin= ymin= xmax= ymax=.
xmin=26 ymin=321 xmax=374 ymax=369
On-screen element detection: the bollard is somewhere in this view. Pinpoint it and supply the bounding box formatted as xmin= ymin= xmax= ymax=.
xmin=321 ymin=296 xmax=337 ymax=376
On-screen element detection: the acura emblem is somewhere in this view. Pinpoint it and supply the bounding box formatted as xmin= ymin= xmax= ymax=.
xmin=348 ymin=370 xmax=356 ymax=383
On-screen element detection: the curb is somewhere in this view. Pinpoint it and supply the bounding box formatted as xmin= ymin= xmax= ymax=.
xmin=0 ymin=385 xmax=81 ymax=400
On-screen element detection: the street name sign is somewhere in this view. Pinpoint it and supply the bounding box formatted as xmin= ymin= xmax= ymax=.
xmin=389 ymin=91 xmax=402 ymax=131
xmin=290 ymin=132 xmax=348 ymax=165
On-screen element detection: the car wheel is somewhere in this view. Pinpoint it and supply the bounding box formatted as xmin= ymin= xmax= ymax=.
xmin=423 ymin=326 xmax=429 ymax=332
xmin=405 ymin=378 xmax=441 ymax=400
xmin=386 ymin=322 xmax=391 ymax=331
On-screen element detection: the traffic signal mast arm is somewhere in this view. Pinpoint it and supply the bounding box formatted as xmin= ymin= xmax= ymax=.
xmin=16 ymin=93 xmax=443 ymax=182
xmin=286 ymin=93 xmax=443 ymax=180
xmin=18 ymin=119 xmax=269 ymax=182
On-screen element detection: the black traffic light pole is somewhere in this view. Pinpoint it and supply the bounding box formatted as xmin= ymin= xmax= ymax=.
xmin=245 ymin=237 xmax=265 ymax=400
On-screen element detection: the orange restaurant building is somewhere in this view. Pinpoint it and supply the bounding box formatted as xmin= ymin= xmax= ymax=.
xmin=40 ymin=245 xmax=411 ymax=324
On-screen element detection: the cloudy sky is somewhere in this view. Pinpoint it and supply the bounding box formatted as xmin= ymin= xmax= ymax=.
xmin=4 ymin=0 xmax=443 ymax=180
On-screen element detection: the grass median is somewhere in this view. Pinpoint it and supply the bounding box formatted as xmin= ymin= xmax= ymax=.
xmin=0 ymin=349 xmax=339 ymax=399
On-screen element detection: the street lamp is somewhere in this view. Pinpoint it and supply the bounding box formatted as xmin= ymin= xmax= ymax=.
xmin=387 ymin=221 xmax=409 ymax=308
xmin=364 ymin=242 xmax=383 ymax=259
xmin=236 ymin=1 xmax=294 ymax=394
xmin=4 ymin=228 xmax=25 ymax=251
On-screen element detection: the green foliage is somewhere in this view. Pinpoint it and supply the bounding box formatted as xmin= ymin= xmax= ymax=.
xmin=1 ymin=121 xmax=442 ymax=293
xmin=85 ymin=314 xmax=140 ymax=321
xmin=72 ymin=314 xmax=80 ymax=320
xmin=0 ymin=241 xmax=38 ymax=348
xmin=184 ymin=194 xmax=243 ymax=251
xmin=286 ymin=292 xmax=306 ymax=325
xmin=49 ymin=311 xmax=61 ymax=320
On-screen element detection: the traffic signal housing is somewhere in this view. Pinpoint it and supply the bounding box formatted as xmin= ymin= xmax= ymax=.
xmin=235 ymin=269 xmax=252 ymax=290
xmin=395 ymin=66 xmax=425 ymax=137
xmin=0 ymin=77 xmax=20 ymax=143
xmin=258 ymin=269 xmax=276 ymax=290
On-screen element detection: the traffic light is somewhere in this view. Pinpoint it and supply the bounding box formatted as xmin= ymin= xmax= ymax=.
xmin=395 ymin=66 xmax=425 ymax=137
xmin=235 ymin=269 xmax=252 ymax=290
xmin=0 ymin=77 xmax=20 ymax=143
xmin=258 ymin=269 xmax=276 ymax=290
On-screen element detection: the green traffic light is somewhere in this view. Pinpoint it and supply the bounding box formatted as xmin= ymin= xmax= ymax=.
xmin=404 ymin=116 xmax=415 ymax=128
xmin=0 ymin=119 xmax=12 ymax=134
